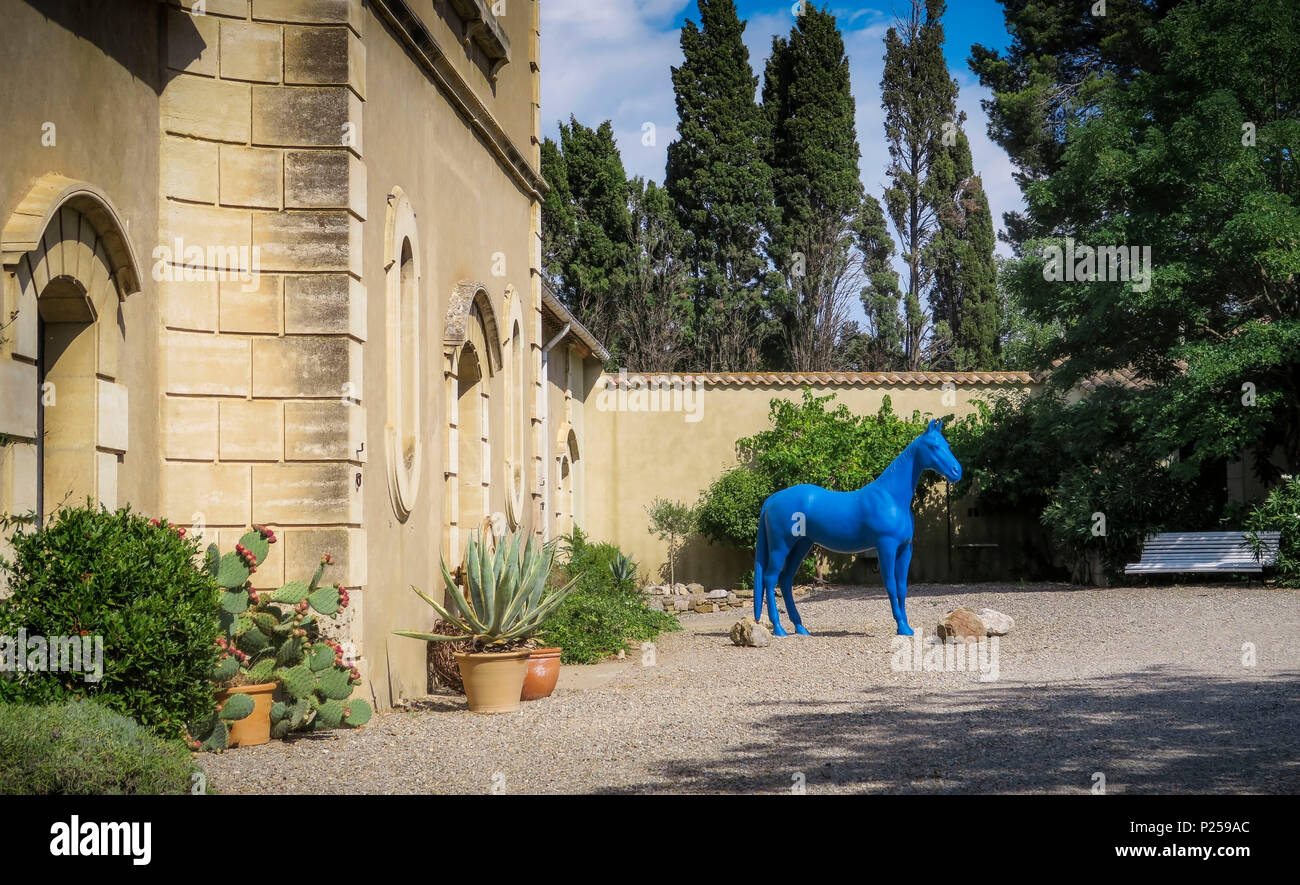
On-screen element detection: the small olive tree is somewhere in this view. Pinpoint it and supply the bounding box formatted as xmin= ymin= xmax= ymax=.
xmin=645 ymin=497 xmax=698 ymax=587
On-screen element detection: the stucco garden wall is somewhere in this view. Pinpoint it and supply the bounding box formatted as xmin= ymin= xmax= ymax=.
xmin=583 ymin=371 xmax=1050 ymax=589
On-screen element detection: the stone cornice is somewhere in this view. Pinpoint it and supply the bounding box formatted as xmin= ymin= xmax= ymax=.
xmin=370 ymin=0 xmax=544 ymax=201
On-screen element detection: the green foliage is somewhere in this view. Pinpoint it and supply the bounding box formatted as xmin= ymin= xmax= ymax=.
xmin=541 ymin=118 xmax=633 ymax=363
xmin=395 ymin=529 xmax=578 ymax=650
xmin=667 ymin=0 xmax=775 ymax=370
xmin=696 ymin=390 xmax=940 ymax=550
xmin=540 ymin=528 xmax=681 ymax=664
xmin=881 ymin=0 xmax=961 ymax=368
xmin=187 ymin=530 xmax=368 ymax=748
xmin=645 ymin=497 xmax=698 ymax=586
xmin=0 ymin=700 xmax=202 ymax=795
xmin=762 ymin=5 xmax=871 ymax=371
xmin=957 ymin=0 xmax=1300 ymax=576
xmin=697 ymin=466 xmax=773 ymax=553
xmin=1246 ymin=476 xmax=1300 ymax=586
xmin=0 ymin=503 xmax=220 ymax=739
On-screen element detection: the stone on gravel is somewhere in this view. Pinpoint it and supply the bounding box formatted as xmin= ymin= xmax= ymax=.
xmin=734 ymin=588 xmax=754 ymax=599
xmin=977 ymin=608 xmax=1014 ymax=635
xmin=730 ymin=617 xmax=770 ymax=648
xmin=938 ymin=608 xmax=986 ymax=642
xmin=706 ymin=588 xmax=728 ymax=599
xmin=686 ymin=582 xmax=705 ymax=594
xmin=693 ymin=602 xmax=718 ymax=614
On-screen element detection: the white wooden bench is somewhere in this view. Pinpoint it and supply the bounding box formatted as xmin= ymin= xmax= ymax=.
xmin=1124 ymin=531 xmax=1282 ymax=575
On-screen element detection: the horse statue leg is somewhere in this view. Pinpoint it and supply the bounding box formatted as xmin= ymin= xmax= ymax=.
xmin=875 ymin=537 xmax=912 ymax=636
xmin=894 ymin=540 xmax=914 ymax=636
xmin=753 ymin=520 xmax=768 ymax=624
xmin=778 ymin=537 xmax=813 ymax=636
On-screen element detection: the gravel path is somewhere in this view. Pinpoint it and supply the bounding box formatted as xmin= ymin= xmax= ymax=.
xmin=200 ymin=582 xmax=1300 ymax=794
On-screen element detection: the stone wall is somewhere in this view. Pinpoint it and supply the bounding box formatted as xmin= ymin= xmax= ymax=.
xmin=583 ymin=371 xmax=1050 ymax=589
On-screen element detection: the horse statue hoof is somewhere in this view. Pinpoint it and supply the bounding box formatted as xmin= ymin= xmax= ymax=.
xmin=771 ymin=625 xmax=790 ymax=638
xmin=896 ymin=624 xmax=914 ymax=637
xmin=794 ymin=625 xmax=811 ymax=636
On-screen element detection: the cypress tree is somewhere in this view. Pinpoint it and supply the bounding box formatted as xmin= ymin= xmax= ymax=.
xmin=880 ymin=0 xmax=958 ymax=370
xmin=763 ymin=5 xmax=868 ymax=372
xmin=666 ymin=0 xmax=774 ymax=371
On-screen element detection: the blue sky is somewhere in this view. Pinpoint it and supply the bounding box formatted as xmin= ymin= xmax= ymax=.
xmin=539 ymin=0 xmax=1022 ymax=315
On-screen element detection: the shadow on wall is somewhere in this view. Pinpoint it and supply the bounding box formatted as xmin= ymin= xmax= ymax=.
xmin=22 ymin=0 xmax=178 ymax=92
xmin=593 ymin=668 xmax=1300 ymax=794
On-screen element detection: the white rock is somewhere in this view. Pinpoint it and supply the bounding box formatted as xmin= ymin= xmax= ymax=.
xmin=705 ymin=588 xmax=729 ymax=599
xmin=977 ymin=608 xmax=1015 ymax=636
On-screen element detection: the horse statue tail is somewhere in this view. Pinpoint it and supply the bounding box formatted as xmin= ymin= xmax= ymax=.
xmin=753 ymin=500 xmax=769 ymax=623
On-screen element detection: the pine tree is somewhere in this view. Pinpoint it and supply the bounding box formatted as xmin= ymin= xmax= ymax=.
xmin=763 ymin=5 xmax=868 ymax=372
xmin=926 ymin=129 xmax=1000 ymax=369
xmin=880 ymin=0 xmax=959 ymax=370
xmin=666 ymin=0 xmax=774 ymax=371
xmin=617 ymin=178 xmax=693 ymax=372
xmin=539 ymin=117 xmax=633 ymax=358
xmin=857 ymin=192 xmax=906 ymax=369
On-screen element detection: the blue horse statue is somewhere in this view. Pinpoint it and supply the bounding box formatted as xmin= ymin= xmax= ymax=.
xmin=753 ymin=419 xmax=962 ymax=637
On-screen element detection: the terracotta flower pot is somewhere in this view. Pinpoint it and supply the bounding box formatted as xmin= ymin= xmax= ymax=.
xmin=521 ymin=647 xmax=562 ymax=701
xmin=217 ymin=682 xmax=276 ymax=747
xmin=454 ymin=650 xmax=531 ymax=713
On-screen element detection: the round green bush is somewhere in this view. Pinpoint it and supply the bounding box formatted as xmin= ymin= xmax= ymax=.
xmin=0 ymin=699 xmax=203 ymax=795
xmin=0 ymin=503 xmax=221 ymax=738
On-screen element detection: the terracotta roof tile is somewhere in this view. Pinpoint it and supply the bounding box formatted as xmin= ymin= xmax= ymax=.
xmin=598 ymin=370 xmax=1040 ymax=388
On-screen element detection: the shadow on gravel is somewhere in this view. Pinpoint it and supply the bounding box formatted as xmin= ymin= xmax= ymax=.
xmin=595 ymin=667 xmax=1300 ymax=794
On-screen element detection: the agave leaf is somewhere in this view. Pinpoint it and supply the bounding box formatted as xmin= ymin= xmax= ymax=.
xmin=392 ymin=630 xmax=476 ymax=642
xmin=475 ymin=532 xmax=496 ymax=626
xmin=491 ymin=533 xmax=522 ymax=632
xmin=464 ymin=535 xmax=488 ymax=623
xmin=410 ymin=585 xmax=461 ymax=624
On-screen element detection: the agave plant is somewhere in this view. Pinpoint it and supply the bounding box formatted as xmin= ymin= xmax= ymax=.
xmin=609 ymin=552 xmax=636 ymax=587
xmin=394 ymin=530 xmax=578 ymax=651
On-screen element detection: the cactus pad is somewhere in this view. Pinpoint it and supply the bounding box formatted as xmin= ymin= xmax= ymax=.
xmin=218 ymin=692 xmax=255 ymax=721
xmin=307 ymin=643 xmax=334 ymax=672
xmin=343 ymin=699 xmax=372 ymax=727
xmin=216 ymin=552 xmax=251 ymax=589
xmin=277 ymin=664 xmax=316 ymax=700
xmin=307 ymin=585 xmax=341 ymax=616
xmin=246 ymin=658 xmax=276 ymax=684
xmin=237 ymin=530 xmax=270 ymax=565
xmin=315 ymin=699 xmax=345 ymax=729
xmin=316 ymin=666 xmax=352 ymax=700
xmin=220 ymin=589 xmax=248 ymax=614
xmin=272 ymin=580 xmax=310 ymax=604
xmin=213 ymin=655 xmax=240 ymax=683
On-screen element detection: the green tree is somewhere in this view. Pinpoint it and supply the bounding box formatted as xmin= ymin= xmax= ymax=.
xmin=926 ymin=129 xmax=1001 ymax=369
xmin=540 ymin=118 xmax=633 ymax=360
xmin=962 ymin=0 xmax=1300 ymax=574
xmin=762 ymin=6 xmax=868 ymax=371
xmin=666 ymin=0 xmax=775 ymax=371
xmin=881 ymin=0 xmax=961 ymax=369
xmin=616 ymin=178 xmax=693 ymax=372
xmin=645 ymin=498 xmax=699 ymax=586
xmin=969 ymin=0 xmax=1165 ymax=247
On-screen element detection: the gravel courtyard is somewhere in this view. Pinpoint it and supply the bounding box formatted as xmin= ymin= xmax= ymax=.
xmin=200 ymin=582 xmax=1300 ymax=794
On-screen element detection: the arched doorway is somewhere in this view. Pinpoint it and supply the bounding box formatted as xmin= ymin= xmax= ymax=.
xmin=443 ymin=282 xmax=501 ymax=561
xmin=1 ymin=176 xmax=140 ymax=523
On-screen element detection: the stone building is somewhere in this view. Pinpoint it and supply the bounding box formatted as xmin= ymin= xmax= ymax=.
xmin=0 ymin=0 xmax=607 ymax=709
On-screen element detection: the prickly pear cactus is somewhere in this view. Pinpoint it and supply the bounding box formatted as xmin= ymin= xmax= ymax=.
xmin=188 ymin=528 xmax=372 ymax=751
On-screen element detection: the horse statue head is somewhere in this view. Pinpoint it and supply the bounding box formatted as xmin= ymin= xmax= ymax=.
xmin=916 ymin=418 xmax=963 ymax=482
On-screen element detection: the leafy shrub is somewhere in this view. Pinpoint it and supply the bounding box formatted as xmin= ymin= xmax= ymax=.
xmin=0 ymin=503 xmax=220 ymax=739
xmin=697 ymin=466 xmax=772 ymax=551
xmin=1246 ymin=475 xmax=1300 ymax=586
xmin=539 ymin=527 xmax=680 ymax=664
xmin=696 ymin=391 xmax=939 ymax=551
xmin=0 ymin=699 xmax=202 ymax=795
